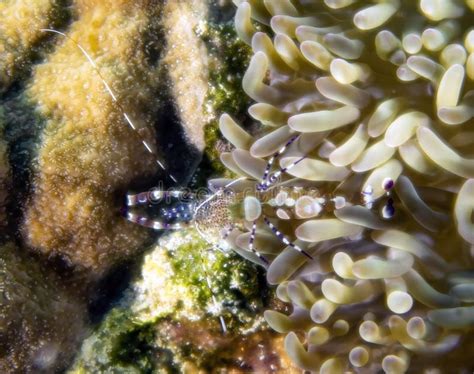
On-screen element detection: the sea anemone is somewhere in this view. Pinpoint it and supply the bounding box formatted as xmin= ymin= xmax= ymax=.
xmin=219 ymin=0 xmax=474 ymax=372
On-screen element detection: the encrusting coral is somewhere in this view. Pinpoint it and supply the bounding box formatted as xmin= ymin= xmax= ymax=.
xmin=18 ymin=0 xmax=227 ymax=275
xmin=0 ymin=0 xmax=68 ymax=91
xmin=216 ymin=0 xmax=474 ymax=372
xmin=161 ymin=0 xmax=210 ymax=154
xmin=22 ymin=0 xmax=172 ymax=274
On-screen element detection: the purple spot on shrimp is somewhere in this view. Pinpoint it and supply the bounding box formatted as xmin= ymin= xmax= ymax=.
xmin=383 ymin=178 xmax=394 ymax=191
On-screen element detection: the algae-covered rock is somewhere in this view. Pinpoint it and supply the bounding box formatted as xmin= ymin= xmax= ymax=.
xmin=70 ymin=312 xmax=299 ymax=373
xmin=0 ymin=242 xmax=87 ymax=373
xmin=131 ymin=231 xmax=268 ymax=329
xmin=68 ymin=308 xmax=156 ymax=374
xmin=70 ymin=230 xmax=298 ymax=373
xmin=199 ymin=13 xmax=254 ymax=178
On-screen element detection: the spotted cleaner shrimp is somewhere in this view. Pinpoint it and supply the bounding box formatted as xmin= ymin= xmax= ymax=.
xmin=125 ymin=128 xmax=396 ymax=266
xmin=40 ymin=28 xmax=396 ymax=334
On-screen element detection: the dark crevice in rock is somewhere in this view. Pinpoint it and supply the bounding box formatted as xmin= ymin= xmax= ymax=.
xmin=1 ymin=94 xmax=45 ymax=243
xmin=87 ymin=257 xmax=142 ymax=324
xmin=151 ymin=70 xmax=203 ymax=188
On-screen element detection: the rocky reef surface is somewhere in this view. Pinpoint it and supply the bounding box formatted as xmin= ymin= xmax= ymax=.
xmin=0 ymin=0 xmax=295 ymax=372
xmin=69 ymin=232 xmax=296 ymax=373
xmin=0 ymin=242 xmax=87 ymax=373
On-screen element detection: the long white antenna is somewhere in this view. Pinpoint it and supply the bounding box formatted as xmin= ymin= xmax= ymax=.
xmin=40 ymin=28 xmax=178 ymax=183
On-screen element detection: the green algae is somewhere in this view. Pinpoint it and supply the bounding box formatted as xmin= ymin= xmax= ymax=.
xmin=200 ymin=21 xmax=253 ymax=177
xmin=166 ymin=232 xmax=268 ymax=332
xmin=69 ymin=308 xmax=159 ymax=374
xmin=70 ymin=228 xmax=272 ymax=373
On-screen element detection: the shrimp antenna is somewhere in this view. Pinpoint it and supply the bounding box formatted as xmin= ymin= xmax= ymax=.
xmin=248 ymin=220 xmax=269 ymax=264
xmin=260 ymin=134 xmax=300 ymax=183
xmin=258 ymin=154 xmax=307 ymax=192
xmin=40 ymin=28 xmax=178 ymax=183
xmin=199 ymin=247 xmax=228 ymax=334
